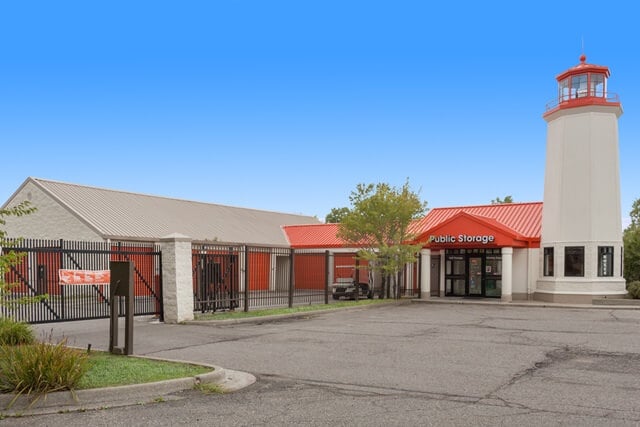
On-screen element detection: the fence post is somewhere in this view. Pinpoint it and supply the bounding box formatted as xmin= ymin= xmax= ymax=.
xmin=157 ymin=251 xmax=164 ymax=322
xmin=354 ymin=256 xmax=360 ymax=301
xmin=243 ymin=246 xmax=249 ymax=312
xmin=61 ymin=284 xmax=66 ymax=320
xmin=288 ymin=248 xmax=294 ymax=308
xmin=325 ymin=250 xmax=330 ymax=305
xmin=159 ymin=233 xmax=193 ymax=323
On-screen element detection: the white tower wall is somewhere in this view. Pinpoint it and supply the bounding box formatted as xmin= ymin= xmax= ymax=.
xmin=542 ymin=106 xmax=623 ymax=243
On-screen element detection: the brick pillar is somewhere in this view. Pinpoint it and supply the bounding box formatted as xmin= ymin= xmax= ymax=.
xmin=160 ymin=233 xmax=193 ymax=323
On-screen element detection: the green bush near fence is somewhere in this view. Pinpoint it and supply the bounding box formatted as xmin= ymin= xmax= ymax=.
xmin=0 ymin=317 xmax=35 ymax=346
xmin=627 ymin=281 xmax=640 ymax=299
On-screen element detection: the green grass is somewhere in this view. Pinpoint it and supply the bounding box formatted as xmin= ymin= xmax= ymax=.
xmin=77 ymin=352 xmax=212 ymax=389
xmin=194 ymin=382 xmax=225 ymax=394
xmin=194 ymin=298 xmax=397 ymax=321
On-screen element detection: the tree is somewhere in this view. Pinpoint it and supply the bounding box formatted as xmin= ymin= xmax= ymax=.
xmin=624 ymin=198 xmax=640 ymax=283
xmin=325 ymin=207 xmax=350 ymax=223
xmin=491 ymin=195 xmax=514 ymax=204
xmin=337 ymin=180 xmax=427 ymax=299
xmin=628 ymin=198 xmax=640 ymax=229
xmin=0 ymin=201 xmax=38 ymax=311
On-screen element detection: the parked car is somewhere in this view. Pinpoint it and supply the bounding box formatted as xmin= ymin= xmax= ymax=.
xmin=331 ymin=279 xmax=373 ymax=300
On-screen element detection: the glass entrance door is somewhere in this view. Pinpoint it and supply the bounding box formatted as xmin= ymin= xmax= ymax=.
xmin=445 ymin=254 xmax=466 ymax=296
xmin=445 ymin=249 xmax=502 ymax=298
xmin=484 ymin=255 xmax=502 ymax=297
xmin=468 ymin=256 xmax=483 ymax=296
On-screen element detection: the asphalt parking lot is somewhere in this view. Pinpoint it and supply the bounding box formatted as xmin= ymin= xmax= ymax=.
xmin=12 ymin=301 xmax=640 ymax=426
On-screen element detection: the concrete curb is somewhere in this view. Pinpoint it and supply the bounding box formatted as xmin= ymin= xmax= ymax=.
xmin=188 ymin=300 xmax=410 ymax=326
xmin=187 ymin=297 xmax=640 ymax=327
xmin=0 ymin=360 xmax=256 ymax=417
xmin=412 ymin=298 xmax=640 ymax=310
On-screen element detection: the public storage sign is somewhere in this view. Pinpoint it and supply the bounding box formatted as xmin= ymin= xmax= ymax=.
xmin=428 ymin=234 xmax=495 ymax=245
xmin=58 ymin=269 xmax=111 ymax=285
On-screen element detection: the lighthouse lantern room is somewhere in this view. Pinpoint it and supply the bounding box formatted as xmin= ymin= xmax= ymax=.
xmin=545 ymin=54 xmax=620 ymax=115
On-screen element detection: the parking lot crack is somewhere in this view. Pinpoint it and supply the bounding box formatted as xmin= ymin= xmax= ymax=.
xmin=258 ymin=373 xmax=479 ymax=404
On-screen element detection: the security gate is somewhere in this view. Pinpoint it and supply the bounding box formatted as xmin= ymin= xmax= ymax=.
xmin=193 ymin=247 xmax=240 ymax=312
xmin=1 ymin=239 xmax=163 ymax=324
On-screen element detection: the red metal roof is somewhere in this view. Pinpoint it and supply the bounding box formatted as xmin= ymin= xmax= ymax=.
xmin=284 ymin=202 xmax=542 ymax=249
xmin=412 ymin=202 xmax=542 ymax=240
xmin=283 ymin=223 xmax=347 ymax=248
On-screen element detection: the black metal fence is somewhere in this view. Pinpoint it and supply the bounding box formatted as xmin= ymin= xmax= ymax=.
xmin=399 ymin=256 xmax=421 ymax=298
xmin=0 ymin=238 xmax=420 ymax=322
xmin=192 ymin=244 xmax=422 ymax=313
xmin=1 ymin=239 xmax=162 ymax=324
xmin=192 ymin=244 xmax=330 ymax=312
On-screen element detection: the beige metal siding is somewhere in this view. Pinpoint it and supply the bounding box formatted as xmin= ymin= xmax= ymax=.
xmin=3 ymin=180 xmax=103 ymax=241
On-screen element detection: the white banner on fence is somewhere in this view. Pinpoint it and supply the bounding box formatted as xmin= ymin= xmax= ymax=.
xmin=58 ymin=269 xmax=111 ymax=285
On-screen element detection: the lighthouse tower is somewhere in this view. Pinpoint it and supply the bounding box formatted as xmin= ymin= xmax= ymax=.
xmin=536 ymin=54 xmax=626 ymax=303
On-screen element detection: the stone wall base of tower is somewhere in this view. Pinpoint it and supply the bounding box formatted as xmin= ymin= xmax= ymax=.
xmin=533 ymin=291 xmax=628 ymax=304
xmin=534 ymin=278 xmax=627 ymax=304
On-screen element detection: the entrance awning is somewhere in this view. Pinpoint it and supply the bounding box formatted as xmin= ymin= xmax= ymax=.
xmin=414 ymin=211 xmax=539 ymax=249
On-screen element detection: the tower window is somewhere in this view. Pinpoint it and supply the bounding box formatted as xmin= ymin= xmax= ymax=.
xmin=559 ymin=78 xmax=570 ymax=102
xmin=621 ymin=246 xmax=624 ymax=277
xmin=571 ymin=74 xmax=588 ymax=98
xmin=564 ymin=246 xmax=584 ymax=277
xmin=598 ymin=246 xmax=614 ymax=277
xmin=590 ymin=73 xmax=605 ymax=97
xmin=543 ymin=247 xmax=554 ymax=276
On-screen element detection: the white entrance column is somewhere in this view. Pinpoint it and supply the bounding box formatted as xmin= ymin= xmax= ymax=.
xmin=501 ymin=247 xmax=513 ymax=302
xmin=440 ymin=255 xmax=446 ymax=297
xmin=420 ymin=249 xmax=431 ymax=299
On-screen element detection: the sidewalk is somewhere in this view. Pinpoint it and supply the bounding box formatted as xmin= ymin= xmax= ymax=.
xmin=413 ymin=296 xmax=640 ymax=310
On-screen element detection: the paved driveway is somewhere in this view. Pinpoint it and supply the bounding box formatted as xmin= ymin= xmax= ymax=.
xmin=17 ymin=302 xmax=640 ymax=426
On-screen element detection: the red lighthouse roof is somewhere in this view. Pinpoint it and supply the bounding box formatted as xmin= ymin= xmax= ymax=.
xmin=544 ymin=54 xmax=621 ymax=117
xmin=555 ymin=54 xmax=610 ymax=81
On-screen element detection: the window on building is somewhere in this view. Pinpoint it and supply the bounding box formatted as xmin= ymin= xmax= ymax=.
xmin=543 ymin=247 xmax=554 ymax=276
xmin=598 ymin=246 xmax=614 ymax=277
xmin=621 ymin=246 xmax=624 ymax=277
xmin=564 ymin=246 xmax=584 ymax=277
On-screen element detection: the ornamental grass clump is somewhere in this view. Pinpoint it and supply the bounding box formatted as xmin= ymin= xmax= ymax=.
xmin=0 ymin=317 xmax=35 ymax=346
xmin=0 ymin=338 xmax=89 ymax=399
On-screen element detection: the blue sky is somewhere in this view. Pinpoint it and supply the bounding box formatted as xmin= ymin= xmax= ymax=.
xmin=1 ymin=1 xmax=638 ymax=225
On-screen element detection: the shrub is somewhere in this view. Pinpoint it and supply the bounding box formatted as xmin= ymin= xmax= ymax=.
xmin=0 ymin=338 xmax=89 ymax=397
xmin=627 ymin=281 xmax=640 ymax=299
xmin=0 ymin=317 xmax=35 ymax=346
